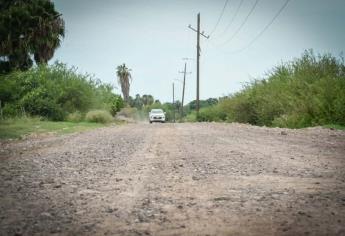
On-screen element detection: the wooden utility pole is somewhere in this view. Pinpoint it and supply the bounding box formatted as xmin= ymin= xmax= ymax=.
xmin=172 ymin=82 xmax=175 ymax=123
xmin=181 ymin=63 xmax=186 ymax=117
xmin=179 ymin=62 xmax=191 ymax=117
xmin=188 ymin=13 xmax=209 ymax=115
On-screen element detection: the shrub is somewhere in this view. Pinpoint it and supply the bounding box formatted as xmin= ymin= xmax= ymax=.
xmin=109 ymin=95 xmax=124 ymax=116
xmin=66 ymin=111 xmax=83 ymax=122
xmin=197 ymin=106 xmax=227 ymax=122
xmin=213 ymin=50 xmax=345 ymax=128
xmin=185 ymin=112 xmax=197 ymax=122
xmin=0 ymin=62 xmax=122 ymax=120
xmin=116 ymin=107 xmax=138 ymax=118
xmin=20 ymin=86 xmax=65 ymax=121
xmin=85 ymin=110 xmax=113 ymax=123
xmin=271 ymin=114 xmax=312 ymax=128
xmin=2 ymin=103 xmax=21 ymax=118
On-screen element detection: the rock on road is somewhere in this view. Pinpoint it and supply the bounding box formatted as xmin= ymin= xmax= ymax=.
xmin=0 ymin=123 xmax=345 ymax=235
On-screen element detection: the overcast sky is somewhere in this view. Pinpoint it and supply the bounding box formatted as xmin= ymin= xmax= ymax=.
xmin=52 ymin=0 xmax=345 ymax=103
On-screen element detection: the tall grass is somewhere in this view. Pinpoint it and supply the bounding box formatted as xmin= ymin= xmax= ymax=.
xmin=196 ymin=50 xmax=345 ymax=128
xmin=0 ymin=117 xmax=105 ymax=139
xmin=85 ymin=110 xmax=113 ymax=124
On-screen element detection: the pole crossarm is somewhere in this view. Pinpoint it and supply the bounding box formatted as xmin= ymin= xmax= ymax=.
xmin=188 ymin=24 xmax=210 ymax=39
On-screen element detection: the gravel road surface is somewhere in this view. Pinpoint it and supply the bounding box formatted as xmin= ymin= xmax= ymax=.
xmin=1 ymin=123 xmax=345 ymax=235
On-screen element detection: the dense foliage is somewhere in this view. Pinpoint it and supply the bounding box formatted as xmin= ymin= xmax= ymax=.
xmin=0 ymin=63 xmax=124 ymax=121
xmin=0 ymin=0 xmax=64 ymax=73
xmin=192 ymin=51 xmax=345 ymax=128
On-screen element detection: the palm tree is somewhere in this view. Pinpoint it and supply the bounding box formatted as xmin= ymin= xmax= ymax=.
xmin=0 ymin=0 xmax=65 ymax=72
xmin=33 ymin=15 xmax=65 ymax=64
xmin=116 ymin=63 xmax=132 ymax=103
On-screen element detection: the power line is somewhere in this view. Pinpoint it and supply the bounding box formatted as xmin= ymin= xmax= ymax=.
xmin=228 ymin=0 xmax=291 ymax=54
xmin=221 ymin=0 xmax=244 ymax=36
xmin=209 ymin=0 xmax=230 ymax=37
xmin=220 ymin=0 xmax=260 ymax=46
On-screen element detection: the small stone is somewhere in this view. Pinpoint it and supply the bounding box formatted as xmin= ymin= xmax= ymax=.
xmin=50 ymin=227 xmax=61 ymax=233
xmin=280 ymin=131 xmax=287 ymax=135
xmin=106 ymin=208 xmax=115 ymax=213
xmin=40 ymin=212 xmax=52 ymax=218
xmin=54 ymin=184 xmax=62 ymax=188
xmin=192 ymin=176 xmax=199 ymax=181
xmin=214 ymin=197 xmax=231 ymax=201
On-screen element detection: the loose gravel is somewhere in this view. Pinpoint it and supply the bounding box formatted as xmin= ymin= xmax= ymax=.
xmin=0 ymin=123 xmax=344 ymax=235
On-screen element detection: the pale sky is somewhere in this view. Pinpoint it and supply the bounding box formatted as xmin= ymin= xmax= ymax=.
xmin=52 ymin=0 xmax=345 ymax=103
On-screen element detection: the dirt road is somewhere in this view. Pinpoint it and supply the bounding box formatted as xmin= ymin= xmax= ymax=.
xmin=1 ymin=123 xmax=345 ymax=235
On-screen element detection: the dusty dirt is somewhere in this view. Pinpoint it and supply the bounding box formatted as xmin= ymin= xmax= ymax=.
xmin=0 ymin=123 xmax=345 ymax=236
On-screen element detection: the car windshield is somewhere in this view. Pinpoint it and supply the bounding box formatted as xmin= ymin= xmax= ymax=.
xmin=151 ymin=109 xmax=163 ymax=113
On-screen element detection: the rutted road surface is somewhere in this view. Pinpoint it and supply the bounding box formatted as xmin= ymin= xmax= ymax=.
xmin=1 ymin=123 xmax=345 ymax=235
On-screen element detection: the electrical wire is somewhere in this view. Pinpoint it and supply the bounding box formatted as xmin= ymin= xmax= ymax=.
xmin=229 ymin=0 xmax=291 ymax=54
xmin=209 ymin=0 xmax=230 ymax=37
xmin=221 ymin=0 xmax=244 ymax=36
xmin=220 ymin=0 xmax=260 ymax=46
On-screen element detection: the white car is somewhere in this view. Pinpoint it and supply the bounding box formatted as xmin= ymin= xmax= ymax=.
xmin=149 ymin=109 xmax=166 ymax=123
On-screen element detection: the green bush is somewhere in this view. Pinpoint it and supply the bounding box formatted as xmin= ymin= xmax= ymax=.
xmin=272 ymin=114 xmax=310 ymax=128
xmin=85 ymin=110 xmax=113 ymax=123
xmin=197 ymin=106 xmax=227 ymax=122
xmin=185 ymin=112 xmax=197 ymax=122
xmin=66 ymin=111 xmax=83 ymax=122
xmin=20 ymin=86 xmax=65 ymax=121
xmin=209 ymin=50 xmax=345 ymax=128
xmin=109 ymin=95 xmax=124 ymax=116
xmin=0 ymin=62 xmax=122 ymax=120
xmin=2 ymin=103 xmax=21 ymax=118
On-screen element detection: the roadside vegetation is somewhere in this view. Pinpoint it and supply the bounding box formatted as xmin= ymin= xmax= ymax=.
xmin=0 ymin=63 xmax=124 ymax=139
xmin=0 ymin=117 xmax=107 ymax=139
xmin=0 ymin=1 xmax=125 ymax=139
xmin=186 ymin=50 xmax=345 ymax=129
xmin=0 ymin=62 xmax=124 ymax=121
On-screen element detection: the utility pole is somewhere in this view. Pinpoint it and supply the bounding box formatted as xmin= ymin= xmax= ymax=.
xmin=179 ymin=61 xmax=192 ymax=117
xmin=172 ymin=82 xmax=175 ymax=123
xmin=188 ymin=13 xmax=209 ymax=115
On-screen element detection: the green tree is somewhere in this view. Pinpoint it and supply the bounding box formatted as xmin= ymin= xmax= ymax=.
xmin=133 ymin=94 xmax=143 ymax=110
xmin=0 ymin=0 xmax=65 ymax=73
xmin=141 ymin=94 xmax=154 ymax=106
xmin=116 ymin=63 xmax=132 ymax=103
